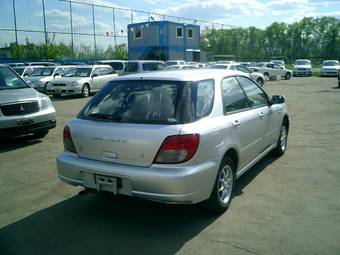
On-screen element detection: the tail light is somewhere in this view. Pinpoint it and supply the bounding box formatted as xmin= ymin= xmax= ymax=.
xmin=154 ymin=134 xmax=200 ymax=164
xmin=63 ymin=125 xmax=77 ymax=153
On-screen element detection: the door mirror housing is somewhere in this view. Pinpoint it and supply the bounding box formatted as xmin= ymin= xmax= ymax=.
xmin=271 ymin=95 xmax=285 ymax=104
xmin=91 ymin=73 xmax=98 ymax=78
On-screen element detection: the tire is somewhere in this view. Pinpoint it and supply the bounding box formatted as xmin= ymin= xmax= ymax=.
xmin=284 ymin=72 xmax=291 ymax=80
xmin=81 ymin=84 xmax=90 ymax=98
xmin=272 ymin=121 xmax=288 ymax=157
xmin=263 ymin=72 xmax=269 ymax=79
xmin=204 ymin=156 xmax=235 ymax=214
xmin=256 ymin=77 xmax=264 ymax=86
xmin=33 ymin=130 xmax=49 ymax=139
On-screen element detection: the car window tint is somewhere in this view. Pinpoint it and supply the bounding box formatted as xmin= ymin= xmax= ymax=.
xmin=108 ymin=62 xmax=124 ymax=70
xmin=236 ymin=76 xmax=268 ymax=108
xmin=195 ymin=79 xmax=214 ymax=118
xmin=221 ymin=77 xmax=248 ymax=113
xmin=142 ymin=63 xmax=166 ymax=71
xmin=236 ymin=65 xmax=249 ymax=73
xmin=125 ymin=62 xmax=138 ymax=72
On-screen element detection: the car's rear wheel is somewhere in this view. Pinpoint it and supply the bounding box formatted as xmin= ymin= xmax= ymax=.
xmin=82 ymin=84 xmax=90 ymax=98
xmin=256 ymin=77 xmax=264 ymax=86
xmin=273 ymin=121 xmax=288 ymax=156
xmin=264 ymin=72 xmax=269 ymax=79
xmin=205 ymin=156 xmax=235 ymax=214
xmin=285 ymin=72 xmax=291 ymax=80
xmin=33 ymin=130 xmax=49 ymax=139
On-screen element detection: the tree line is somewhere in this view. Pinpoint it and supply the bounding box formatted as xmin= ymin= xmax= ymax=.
xmin=7 ymin=34 xmax=128 ymax=61
xmin=201 ymin=17 xmax=340 ymax=64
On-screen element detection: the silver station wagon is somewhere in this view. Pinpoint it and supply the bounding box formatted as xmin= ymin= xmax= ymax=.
xmin=57 ymin=69 xmax=289 ymax=213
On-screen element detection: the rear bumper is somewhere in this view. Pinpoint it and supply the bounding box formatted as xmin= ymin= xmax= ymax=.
xmin=57 ymin=152 xmax=220 ymax=204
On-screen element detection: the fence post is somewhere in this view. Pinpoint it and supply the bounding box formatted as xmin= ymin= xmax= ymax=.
xmin=92 ymin=4 xmax=97 ymax=58
xmin=112 ymin=8 xmax=117 ymax=55
xmin=42 ymin=0 xmax=48 ymax=59
xmin=12 ymin=0 xmax=18 ymax=44
xmin=69 ymin=1 xmax=74 ymax=58
xmin=131 ymin=11 xmax=133 ymax=24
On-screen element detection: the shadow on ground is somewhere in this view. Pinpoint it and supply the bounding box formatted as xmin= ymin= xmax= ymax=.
xmin=0 ymin=155 xmax=277 ymax=255
xmin=0 ymin=135 xmax=42 ymax=153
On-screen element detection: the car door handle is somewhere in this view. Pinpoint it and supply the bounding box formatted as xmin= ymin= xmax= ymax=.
xmin=259 ymin=112 xmax=265 ymax=119
xmin=232 ymin=120 xmax=240 ymax=128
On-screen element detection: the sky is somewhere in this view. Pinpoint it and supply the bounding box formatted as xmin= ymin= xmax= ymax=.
xmin=0 ymin=0 xmax=339 ymax=48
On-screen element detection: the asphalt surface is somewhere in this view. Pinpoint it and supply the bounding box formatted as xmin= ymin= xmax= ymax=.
xmin=0 ymin=76 xmax=340 ymax=255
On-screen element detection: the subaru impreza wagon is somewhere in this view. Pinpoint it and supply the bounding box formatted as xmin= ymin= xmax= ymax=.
xmin=57 ymin=69 xmax=289 ymax=213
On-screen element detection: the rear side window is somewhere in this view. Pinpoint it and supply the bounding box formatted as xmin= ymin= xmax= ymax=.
xmin=142 ymin=63 xmax=166 ymax=71
xmin=194 ymin=80 xmax=214 ymax=119
xmin=221 ymin=77 xmax=248 ymax=113
xmin=236 ymin=76 xmax=268 ymax=108
xmin=109 ymin=62 xmax=124 ymax=70
xmin=125 ymin=62 xmax=138 ymax=72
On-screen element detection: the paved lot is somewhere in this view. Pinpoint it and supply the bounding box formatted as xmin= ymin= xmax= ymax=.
xmin=0 ymin=77 xmax=340 ymax=255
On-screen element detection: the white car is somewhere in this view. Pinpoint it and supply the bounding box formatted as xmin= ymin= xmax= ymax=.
xmin=293 ymin=59 xmax=312 ymax=76
xmin=252 ymin=62 xmax=292 ymax=80
xmin=209 ymin=63 xmax=265 ymax=86
xmin=24 ymin=66 xmax=75 ymax=93
xmin=320 ymin=60 xmax=340 ymax=77
xmin=46 ymin=65 xmax=118 ymax=98
xmin=92 ymin=60 xmax=127 ymax=76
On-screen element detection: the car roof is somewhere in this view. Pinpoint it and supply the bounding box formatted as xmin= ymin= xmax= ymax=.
xmin=127 ymin=60 xmax=165 ymax=63
xmin=68 ymin=65 xmax=112 ymax=68
xmin=115 ymin=69 xmax=247 ymax=82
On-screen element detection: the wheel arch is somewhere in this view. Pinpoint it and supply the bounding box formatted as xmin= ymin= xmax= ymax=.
xmin=221 ymin=147 xmax=239 ymax=173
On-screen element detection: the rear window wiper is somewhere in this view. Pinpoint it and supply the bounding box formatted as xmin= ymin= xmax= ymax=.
xmin=88 ymin=113 xmax=122 ymax=121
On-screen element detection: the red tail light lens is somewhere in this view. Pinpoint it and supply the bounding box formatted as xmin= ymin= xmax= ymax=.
xmin=154 ymin=134 xmax=200 ymax=164
xmin=63 ymin=125 xmax=77 ymax=153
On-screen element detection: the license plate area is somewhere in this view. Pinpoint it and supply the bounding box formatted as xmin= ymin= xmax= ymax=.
xmin=95 ymin=174 xmax=117 ymax=194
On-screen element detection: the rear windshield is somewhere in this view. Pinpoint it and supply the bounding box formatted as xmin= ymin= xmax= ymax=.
xmin=79 ymin=79 xmax=214 ymax=124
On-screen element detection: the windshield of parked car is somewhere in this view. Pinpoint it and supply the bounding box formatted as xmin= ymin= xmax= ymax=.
xmin=79 ymin=79 xmax=215 ymax=124
xmin=323 ymin=61 xmax=339 ymax=66
xmin=13 ymin=67 xmax=25 ymax=76
xmin=295 ymin=60 xmax=311 ymax=65
xmin=0 ymin=67 xmax=29 ymax=90
xmin=30 ymin=67 xmax=55 ymax=77
xmin=209 ymin=65 xmax=227 ymax=69
xmin=64 ymin=68 xmax=92 ymax=77
xmin=252 ymin=63 xmax=265 ymax=67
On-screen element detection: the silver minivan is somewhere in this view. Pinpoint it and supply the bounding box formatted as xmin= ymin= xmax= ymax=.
xmin=0 ymin=65 xmax=56 ymax=139
xmin=57 ymin=69 xmax=289 ymax=213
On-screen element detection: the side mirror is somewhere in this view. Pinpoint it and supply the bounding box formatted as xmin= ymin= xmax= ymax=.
xmin=91 ymin=73 xmax=98 ymax=78
xmin=271 ymin=95 xmax=285 ymax=104
xmin=23 ymin=73 xmax=29 ymax=77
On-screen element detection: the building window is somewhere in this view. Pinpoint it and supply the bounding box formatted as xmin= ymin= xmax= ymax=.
xmin=134 ymin=28 xmax=142 ymax=39
xmin=176 ymin=27 xmax=183 ymax=38
xmin=188 ymin=28 xmax=194 ymax=39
